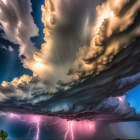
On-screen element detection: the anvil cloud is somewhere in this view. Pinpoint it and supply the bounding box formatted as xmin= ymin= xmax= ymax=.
xmin=0 ymin=0 xmax=140 ymax=122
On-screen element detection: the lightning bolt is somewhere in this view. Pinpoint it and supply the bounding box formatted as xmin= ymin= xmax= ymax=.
xmin=64 ymin=121 xmax=70 ymax=140
xmin=10 ymin=114 xmax=41 ymax=139
xmin=64 ymin=121 xmax=74 ymax=140
xmin=9 ymin=113 xmax=61 ymax=140
xmin=9 ymin=114 xmax=96 ymax=140
xmin=35 ymin=117 xmax=40 ymax=140
xmin=70 ymin=121 xmax=74 ymax=140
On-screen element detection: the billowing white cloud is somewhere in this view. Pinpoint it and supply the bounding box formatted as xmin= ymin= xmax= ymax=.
xmin=22 ymin=0 xmax=105 ymax=85
xmin=60 ymin=0 xmax=140 ymax=81
xmin=0 ymin=0 xmax=39 ymax=58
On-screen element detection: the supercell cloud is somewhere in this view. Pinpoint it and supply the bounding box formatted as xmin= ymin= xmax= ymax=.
xmin=0 ymin=0 xmax=140 ymax=122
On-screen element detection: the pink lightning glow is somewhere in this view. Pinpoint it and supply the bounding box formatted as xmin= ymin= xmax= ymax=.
xmin=9 ymin=113 xmax=61 ymax=140
xmin=10 ymin=113 xmax=41 ymax=139
xmin=64 ymin=121 xmax=70 ymax=140
xmin=9 ymin=114 xmax=97 ymax=140
xmin=88 ymin=122 xmax=95 ymax=132
xmin=59 ymin=120 xmax=96 ymax=140
xmin=35 ymin=117 xmax=40 ymax=140
xmin=64 ymin=121 xmax=74 ymax=140
xmin=70 ymin=121 xmax=74 ymax=140
xmin=117 ymin=95 xmax=126 ymax=102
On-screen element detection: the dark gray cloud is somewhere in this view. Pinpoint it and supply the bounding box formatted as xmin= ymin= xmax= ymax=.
xmin=0 ymin=0 xmax=140 ymax=123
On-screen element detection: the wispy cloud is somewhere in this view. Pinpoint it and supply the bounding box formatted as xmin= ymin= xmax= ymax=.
xmin=0 ymin=0 xmax=39 ymax=58
xmin=1 ymin=45 xmax=14 ymax=52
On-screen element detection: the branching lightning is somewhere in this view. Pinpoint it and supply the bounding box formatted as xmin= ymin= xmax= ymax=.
xmin=9 ymin=114 xmax=96 ymax=140
xmin=64 ymin=121 xmax=70 ymax=140
xmin=9 ymin=113 xmax=61 ymax=140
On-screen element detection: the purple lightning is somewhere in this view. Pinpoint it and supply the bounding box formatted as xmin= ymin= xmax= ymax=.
xmin=9 ymin=113 xmax=61 ymax=140
xmin=9 ymin=113 xmax=97 ymax=140
xmin=35 ymin=117 xmax=40 ymax=140
xmin=57 ymin=120 xmax=97 ymax=140
xmin=10 ymin=114 xmax=41 ymax=139
xmin=64 ymin=121 xmax=74 ymax=140
xmin=70 ymin=121 xmax=74 ymax=140
xmin=64 ymin=121 xmax=70 ymax=140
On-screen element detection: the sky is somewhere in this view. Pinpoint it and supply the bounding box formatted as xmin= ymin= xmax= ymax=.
xmin=0 ymin=0 xmax=140 ymax=139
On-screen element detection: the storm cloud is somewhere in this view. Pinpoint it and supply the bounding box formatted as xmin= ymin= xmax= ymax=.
xmin=0 ymin=0 xmax=140 ymax=123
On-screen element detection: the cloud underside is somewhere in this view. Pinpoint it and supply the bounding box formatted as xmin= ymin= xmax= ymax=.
xmin=0 ymin=0 xmax=140 ymax=122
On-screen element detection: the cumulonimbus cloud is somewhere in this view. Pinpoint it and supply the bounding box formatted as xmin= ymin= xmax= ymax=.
xmin=0 ymin=0 xmax=140 ymax=122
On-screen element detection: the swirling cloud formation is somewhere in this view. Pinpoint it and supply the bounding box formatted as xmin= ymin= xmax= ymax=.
xmin=0 ymin=0 xmax=140 ymax=122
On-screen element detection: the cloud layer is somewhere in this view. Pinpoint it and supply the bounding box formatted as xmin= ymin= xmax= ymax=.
xmin=0 ymin=0 xmax=140 ymax=122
